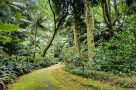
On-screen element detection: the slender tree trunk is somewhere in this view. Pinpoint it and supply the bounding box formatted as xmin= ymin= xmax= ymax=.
xmin=42 ymin=28 xmax=58 ymax=57
xmin=112 ymin=0 xmax=120 ymax=25
xmin=42 ymin=0 xmax=68 ymax=57
xmin=101 ymin=0 xmax=114 ymax=38
xmin=72 ymin=16 xmax=80 ymax=53
xmin=0 ymin=48 xmax=4 ymax=58
xmin=132 ymin=23 xmax=136 ymax=48
xmin=83 ymin=0 xmax=95 ymax=63
xmin=114 ymin=0 xmax=119 ymax=17
xmin=33 ymin=25 xmax=37 ymax=59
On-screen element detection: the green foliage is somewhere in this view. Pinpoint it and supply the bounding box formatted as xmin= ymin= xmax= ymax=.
xmin=0 ymin=22 xmax=20 ymax=44
xmin=0 ymin=57 xmax=56 ymax=84
xmin=92 ymin=30 xmax=136 ymax=76
xmin=61 ymin=47 xmax=83 ymax=67
xmin=0 ymin=22 xmax=20 ymax=32
xmin=0 ymin=36 xmax=12 ymax=44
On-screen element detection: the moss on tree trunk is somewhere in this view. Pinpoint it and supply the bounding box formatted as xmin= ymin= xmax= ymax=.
xmin=72 ymin=16 xmax=80 ymax=54
xmin=83 ymin=0 xmax=95 ymax=63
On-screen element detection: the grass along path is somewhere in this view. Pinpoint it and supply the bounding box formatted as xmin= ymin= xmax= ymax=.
xmin=11 ymin=63 xmax=126 ymax=90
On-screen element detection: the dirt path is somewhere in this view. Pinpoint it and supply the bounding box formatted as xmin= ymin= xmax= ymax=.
xmin=11 ymin=63 xmax=125 ymax=90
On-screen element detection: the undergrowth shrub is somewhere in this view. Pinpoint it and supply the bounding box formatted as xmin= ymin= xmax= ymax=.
xmin=61 ymin=47 xmax=82 ymax=67
xmin=0 ymin=57 xmax=56 ymax=85
xmin=61 ymin=47 xmax=89 ymax=70
xmin=92 ymin=30 xmax=136 ymax=76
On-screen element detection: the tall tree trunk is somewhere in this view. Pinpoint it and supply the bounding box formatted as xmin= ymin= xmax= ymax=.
xmin=83 ymin=0 xmax=95 ymax=63
xmin=71 ymin=0 xmax=80 ymax=54
xmin=72 ymin=16 xmax=80 ymax=53
xmin=101 ymin=0 xmax=114 ymax=38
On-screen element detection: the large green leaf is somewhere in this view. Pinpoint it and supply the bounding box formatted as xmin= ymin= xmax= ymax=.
xmin=0 ymin=22 xmax=20 ymax=32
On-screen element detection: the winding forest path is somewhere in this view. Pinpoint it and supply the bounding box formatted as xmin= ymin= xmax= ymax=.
xmin=11 ymin=63 xmax=125 ymax=90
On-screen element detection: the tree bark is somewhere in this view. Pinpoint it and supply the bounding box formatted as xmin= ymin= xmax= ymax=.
xmin=72 ymin=0 xmax=80 ymax=54
xmin=101 ymin=0 xmax=114 ymax=38
xmin=42 ymin=13 xmax=67 ymax=57
xmin=112 ymin=0 xmax=120 ymax=26
xmin=83 ymin=0 xmax=95 ymax=63
xmin=72 ymin=16 xmax=80 ymax=53
xmin=42 ymin=28 xmax=58 ymax=57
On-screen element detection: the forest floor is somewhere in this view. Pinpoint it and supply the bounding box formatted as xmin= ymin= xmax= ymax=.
xmin=10 ymin=63 xmax=125 ymax=90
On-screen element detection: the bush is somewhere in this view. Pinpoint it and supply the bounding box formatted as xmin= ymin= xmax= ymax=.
xmin=92 ymin=30 xmax=136 ymax=76
xmin=61 ymin=47 xmax=89 ymax=69
xmin=0 ymin=57 xmax=56 ymax=85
